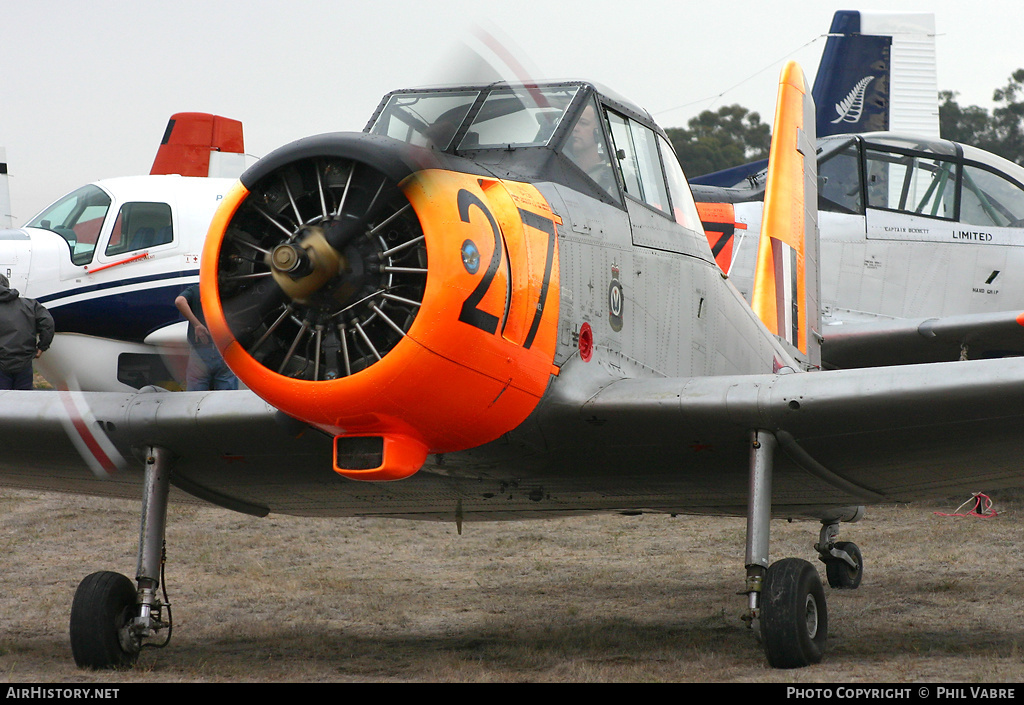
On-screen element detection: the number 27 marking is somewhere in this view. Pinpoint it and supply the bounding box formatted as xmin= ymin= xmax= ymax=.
xmin=456 ymin=188 xmax=556 ymax=350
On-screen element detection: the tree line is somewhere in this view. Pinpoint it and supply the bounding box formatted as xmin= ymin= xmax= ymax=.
xmin=667 ymin=69 xmax=1024 ymax=178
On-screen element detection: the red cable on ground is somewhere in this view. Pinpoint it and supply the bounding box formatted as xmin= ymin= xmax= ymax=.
xmin=934 ymin=492 xmax=998 ymax=518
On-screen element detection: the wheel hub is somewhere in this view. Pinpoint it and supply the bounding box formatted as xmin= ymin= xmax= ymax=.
xmin=804 ymin=593 xmax=819 ymax=639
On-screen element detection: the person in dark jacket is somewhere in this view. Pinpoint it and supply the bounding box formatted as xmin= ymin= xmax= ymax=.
xmin=0 ymin=273 xmax=54 ymax=390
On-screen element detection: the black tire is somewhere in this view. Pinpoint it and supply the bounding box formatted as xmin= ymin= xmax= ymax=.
xmin=69 ymin=571 xmax=140 ymax=669
xmin=825 ymin=541 xmax=863 ymax=590
xmin=759 ymin=558 xmax=828 ymax=668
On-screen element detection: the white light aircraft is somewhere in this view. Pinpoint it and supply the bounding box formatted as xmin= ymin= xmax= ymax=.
xmin=0 ymin=113 xmax=251 ymax=391
xmin=691 ymin=10 xmax=939 ymax=192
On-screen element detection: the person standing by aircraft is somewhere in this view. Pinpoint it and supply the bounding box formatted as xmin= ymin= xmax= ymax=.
xmin=175 ymin=284 xmax=237 ymax=391
xmin=0 ymin=273 xmax=54 ymax=390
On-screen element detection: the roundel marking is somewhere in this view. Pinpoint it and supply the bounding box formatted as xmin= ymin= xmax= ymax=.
xmin=609 ymin=281 xmax=622 ymax=316
xmin=461 ymin=239 xmax=480 ymax=274
xmin=608 ymin=278 xmax=623 ymax=332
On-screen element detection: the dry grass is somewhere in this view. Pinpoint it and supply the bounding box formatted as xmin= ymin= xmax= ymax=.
xmin=1 ymin=488 xmax=1023 ymax=682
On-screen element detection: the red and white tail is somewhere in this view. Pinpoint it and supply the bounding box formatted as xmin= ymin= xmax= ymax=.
xmin=696 ymin=201 xmax=746 ymax=273
xmin=751 ymin=62 xmax=821 ymax=367
xmin=150 ymin=113 xmax=247 ymax=178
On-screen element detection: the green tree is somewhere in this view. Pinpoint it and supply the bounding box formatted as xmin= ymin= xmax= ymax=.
xmin=665 ymin=105 xmax=771 ymax=177
xmin=939 ymin=69 xmax=1024 ymax=166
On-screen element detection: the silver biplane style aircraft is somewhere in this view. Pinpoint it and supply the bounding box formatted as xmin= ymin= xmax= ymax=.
xmin=4 ymin=64 xmax=1024 ymax=671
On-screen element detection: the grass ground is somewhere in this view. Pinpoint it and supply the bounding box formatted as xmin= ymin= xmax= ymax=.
xmin=1 ymin=488 xmax=1022 ymax=682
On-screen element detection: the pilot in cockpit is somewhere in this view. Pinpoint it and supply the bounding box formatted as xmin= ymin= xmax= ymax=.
xmin=564 ymin=103 xmax=616 ymax=196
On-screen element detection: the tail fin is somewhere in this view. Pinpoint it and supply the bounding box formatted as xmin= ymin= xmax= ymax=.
xmin=0 ymin=148 xmax=10 ymax=229
xmin=696 ymin=201 xmax=746 ymax=272
xmin=812 ymin=10 xmax=938 ymax=138
xmin=752 ymin=62 xmax=821 ymax=367
xmin=150 ymin=113 xmax=247 ymax=178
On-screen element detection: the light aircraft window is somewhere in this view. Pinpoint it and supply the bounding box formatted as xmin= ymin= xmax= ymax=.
xmin=606 ymin=112 xmax=669 ymax=215
xmin=106 ymin=202 xmax=173 ymax=256
xmin=607 ymin=112 xmax=642 ymax=196
xmin=562 ymin=98 xmax=617 ymax=199
xmin=459 ymin=86 xmax=578 ymax=149
xmin=864 ymin=149 xmax=907 ymax=211
xmin=818 ymin=142 xmax=862 ymax=214
xmin=960 ymin=165 xmax=1024 ymax=227
xmin=658 ymin=135 xmax=703 ymax=232
xmin=27 ymin=184 xmax=111 ymax=265
xmin=369 ymin=91 xmax=479 ymax=151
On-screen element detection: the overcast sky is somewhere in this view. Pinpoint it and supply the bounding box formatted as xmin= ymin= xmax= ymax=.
xmin=1 ymin=0 xmax=1020 ymax=226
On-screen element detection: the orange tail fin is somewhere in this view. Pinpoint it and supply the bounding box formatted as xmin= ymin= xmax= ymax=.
xmin=751 ymin=62 xmax=821 ymax=367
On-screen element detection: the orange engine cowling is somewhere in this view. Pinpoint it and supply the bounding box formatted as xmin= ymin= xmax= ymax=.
xmin=200 ymin=133 xmax=560 ymax=481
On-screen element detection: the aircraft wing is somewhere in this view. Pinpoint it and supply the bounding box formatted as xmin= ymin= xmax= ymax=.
xmin=567 ymin=354 xmax=1024 ymax=510
xmin=820 ymin=310 xmax=1024 ymax=369
xmin=5 ymin=355 xmax=1024 ymax=522
xmin=0 ymin=389 xmax=331 ymax=516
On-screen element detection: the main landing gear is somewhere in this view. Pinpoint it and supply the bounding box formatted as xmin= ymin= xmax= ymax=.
xmin=69 ymin=447 xmax=173 ymax=669
xmin=742 ymin=431 xmax=863 ymax=668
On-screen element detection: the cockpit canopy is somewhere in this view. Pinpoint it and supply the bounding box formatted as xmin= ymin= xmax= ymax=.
xmin=368 ymin=85 xmax=579 ymax=151
xmin=365 ymin=81 xmax=704 ymax=235
xmin=818 ymin=132 xmax=1024 ymax=227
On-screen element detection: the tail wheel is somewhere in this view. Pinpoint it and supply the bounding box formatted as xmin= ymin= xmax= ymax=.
xmin=216 ymin=156 xmax=427 ymax=380
xmin=759 ymin=558 xmax=828 ymax=668
xmin=825 ymin=540 xmax=863 ymax=589
xmin=69 ymin=571 xmax=140 ymax=670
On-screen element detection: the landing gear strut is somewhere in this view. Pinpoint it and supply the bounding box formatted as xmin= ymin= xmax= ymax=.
xmin=70 ymin=446 xmax=173 ymax=669
xmin=743 ymin=430 xmax=828 ymax=668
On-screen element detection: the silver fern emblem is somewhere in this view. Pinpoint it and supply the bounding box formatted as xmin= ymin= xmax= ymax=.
xmin=831 ymin=76 xmax=874 ymax=124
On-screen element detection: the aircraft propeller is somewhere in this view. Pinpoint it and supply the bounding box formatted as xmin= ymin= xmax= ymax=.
xmin=216 ymin=155 xmax=427 ymax=381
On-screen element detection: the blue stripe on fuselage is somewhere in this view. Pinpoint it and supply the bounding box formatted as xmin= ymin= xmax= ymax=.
xmin=41 ymin=270 xmax=199 ymax=343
